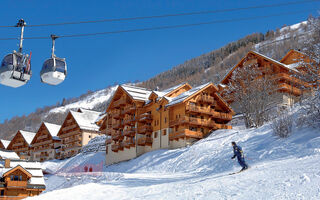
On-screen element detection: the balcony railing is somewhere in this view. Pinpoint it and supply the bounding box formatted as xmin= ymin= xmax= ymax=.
xmin=123 ymin=117 xmax=135 ymax=125
xmin=124 ymin=138 xmax=135 ymax=148
xmin=138 ymin=113 xmax=152 ymax=122
xmin=113 ymin=98 xmax=127 ymax=108
xmin=138 ymin=125 xmax=153 ymax=135
xmin=169 ymin=129 xmax=203 ymax=140
xmin=111 ymin=110 xmax=121 ymax=119
xmin=112 ymin=121 xmax=121 ymax=129
xmin=277 ymin=83 xmax=302 ymax=96
xmin=6 ymin=181 xmax=27 ymax=188
xmin=106 ymin=138 xmax=112 ymax=144
xmin=137 ymin=137 xmax=153 ymax=146
xmin=198 ymin=95 xmax=215 ymax=104
xmin=123 ymin=127 xmax=136 ymax=136
xmin=124 ymin=106 xmax=136 ymax=114
xmin=111 ymin=131 xmax=123 ymax=140
xmin=186 ymin=105 xmax=233 ymax=121
xmin=111 ymin=144 xmax=119 ymax=152
xmin=274 ymin=73 xmax=310 ymax=88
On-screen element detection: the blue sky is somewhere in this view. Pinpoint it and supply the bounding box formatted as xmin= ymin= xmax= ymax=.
xmin=0 ymin=0 xmax=319 ymax=122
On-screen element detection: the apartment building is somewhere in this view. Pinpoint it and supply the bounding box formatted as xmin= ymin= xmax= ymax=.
xmin=31 ymin=122 xmax=61 ymax=162
xmin=6 ymin=131 xmax=36 ymax=160
xmin=0 ymin=139 xmax=10 ymax=150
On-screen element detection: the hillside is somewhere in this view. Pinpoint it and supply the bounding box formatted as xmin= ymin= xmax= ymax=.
xmin=0 ymin=19 xmax=313 ymax=140
xmin=30 ymin=106 xmax=320 ymax=199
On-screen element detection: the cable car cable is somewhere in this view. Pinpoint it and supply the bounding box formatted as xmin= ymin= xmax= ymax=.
xmin=0 ymin=9 xmax=315 ymax=41
xmin=0 ymin=0 xmax=318 ymax=28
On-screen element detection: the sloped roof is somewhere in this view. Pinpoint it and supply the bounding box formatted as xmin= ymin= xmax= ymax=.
xmin=121 ymin=85 xmax=152 ymax=101
xmin=166 ymin=83 xmax=213 ymax=107
xmin=43 ymin=122 xmax=61 ymax=137
xmin=0 ymin=149 xmax=19 ymax=160
xmin=70 ymin=109 xmax=101 ymax=131
xmin=0 ymin=140 xmax=10 ymax=149
xmin=19 ymin=130 xmax=36 ymax=145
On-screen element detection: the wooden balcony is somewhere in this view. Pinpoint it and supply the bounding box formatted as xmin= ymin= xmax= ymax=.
xmin=138 ymin=125 xmax=153 ymax=135
xmin=63 ymin=135 xmax=82 ymax=144
xmin=124 ymin=138 xmax=135 ymax=148
xmin=112 ymin=121 xmax=121 ymax=129
xmin=214 ymin=123 xmax=232 ymax=130
xmin=277 ymin=83 xmax=302 ymax=96
xmin=106 ymin=129 xmax=113 ymax=135
xmin=111 ymin=144 xmax=119 ymax=152
xmin=198 ymin=95 xmax=215 ymax=104
xmin=274 ymin=73 xmax=310 ymax=88
xmin=123 ymin=127 xmax=136 ymax=136
xmin=106 ymin=138 xmax=112 ymax=144
xmin=124 ymin=106 xmax=136 ymax=114
xmin=111 ymin=110 xmax=121 ymax=119
xmin=111 ymin=131 xmax=123 ymax=140
xmin=124 ymin=117 xmax=135 ymax=125
xmin=113 ymin=98 xmax=127 ymax=108
xmin=169 ymin=129 xmax=203 ymax=141
xmin=186 ymin=105 xmax=233 ymax=121
xmin=6 ymin=181 xmax=27 ymax=188
xmin=118 ymin=142 xmax=125 ymax=151
xmin=32 ymin=139 xmax=52 ymax=147
xmin=138 ymin=113 xmax=152 ymax=122
xmin=211 ymin=111 xmax=233 ymax=121
xmin=137 ymin=137 xmax=153 ymax=146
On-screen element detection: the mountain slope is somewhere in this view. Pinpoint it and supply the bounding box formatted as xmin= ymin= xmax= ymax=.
xmin=33 ymin=105 xmax=320 ymax=199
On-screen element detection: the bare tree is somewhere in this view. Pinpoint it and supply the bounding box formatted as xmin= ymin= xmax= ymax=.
xmin=226 ymin=64 xmax=278 ymax=128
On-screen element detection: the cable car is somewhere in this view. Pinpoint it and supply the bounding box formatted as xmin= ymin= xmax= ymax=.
xmin=0 ymin=19 xmax=32 ymax=88
xmin=40 ymin=35 xmax=67 ymax=85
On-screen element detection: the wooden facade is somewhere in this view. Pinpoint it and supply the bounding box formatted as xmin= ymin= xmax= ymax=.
xmin=6 ymin=131 xmax=36 ymax=160
xmin=31 ymin=122 xmax=61 ymax=162
xmin=104 ymin=83 xmax=234 ymax=165
xmin=57 ymin=109 xmax=102 ymax=159
xmin=218 ymin=50 xmax=312 ymax=111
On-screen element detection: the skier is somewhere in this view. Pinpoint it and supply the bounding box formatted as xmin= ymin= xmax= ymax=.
xmin=231 ymin=141 xmax=248 ymax=171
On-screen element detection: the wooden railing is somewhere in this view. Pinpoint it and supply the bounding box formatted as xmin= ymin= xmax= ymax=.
xmin=138 ymin=113 xmax=152 ymax=122
xmin=274 ymin=73 xmax=310 ymax=88
xmin=123 ymin=106 xmax=136 ymax=114
xmin=111 ymin=110 xmax=121 ymax=119
xmin=124 ymin=138 xmax=135 ymax=148
xmin=169 ymin=129 xmax=203 ymax=140
xmin=6 ymin=181 xmax=27 ymax=188
xmin=123 ymin=117 xmax=135 ymax=125
xmin=113 ymin=98 xmax=127 ymax=108
xmin=186 ymin=105 xmax=233 ymax=120
xmin=199 ymin=94 xmax=215 ymax=104
xmin=137 ymin=137 xmax=153 ymax=146
xmin=106 ymin=138 xmax=112 ymax=144
xmin=138 ymin=125 xmax=153 ymax=134
xmin=277 ymin=83 xmax=302 ymax=96
xmin=111 ymin=144 xmax=119 ymax=152
xmin=32 ymin=139 xmax=52 ymax=147
xmin=123 ymin=127 xmax=136 ymax=136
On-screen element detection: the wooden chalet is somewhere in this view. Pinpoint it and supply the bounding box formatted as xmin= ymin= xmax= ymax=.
xmin=218 ymin=50 xmax=312 ymax=112
xmin=31 ymin=122 xmax=61 ymax=162
xmin=0 ymin=140 xmax=10 ymax=150
xmin=57 ymin=108 xmax=102 ymax=159
xmin=0 ymin=150 xmax=45 ymax=199
xmin=104 ymin=83 xmax=233 ymax=165
xmin=6 ymin=131 xmax=36 ymax=160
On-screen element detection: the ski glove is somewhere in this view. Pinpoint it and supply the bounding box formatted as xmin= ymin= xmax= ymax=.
xmin=231 ymin=155 xmax=236 ymax=159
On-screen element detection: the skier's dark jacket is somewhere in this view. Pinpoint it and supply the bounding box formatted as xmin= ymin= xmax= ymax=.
xmin=232 ymin=145 xmax=244 ymax=159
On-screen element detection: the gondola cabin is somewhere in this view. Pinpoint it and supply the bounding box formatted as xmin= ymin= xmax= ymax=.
xmin=0 ymin=52 xmax=31 ymax=88
xmin=40 ymin=57 xmax=67 ymax=85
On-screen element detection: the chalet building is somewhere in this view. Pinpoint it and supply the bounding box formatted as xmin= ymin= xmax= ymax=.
xmin=0 ymin=149 xmax=45 ymax=199
xmin=103 ymin=83 xmax=234 ymax=166
xmin=6 ymin=131 xmax=36 ymax=160
xmin=0 ymin=140 xmax=10 ymax=150
xmin=31 ymin=122 xmax=61 ymax=162
xmin=57 ymin=108 xmax=102 ymax=159
xmin=218 ymin=50 xmax=312 ymax=113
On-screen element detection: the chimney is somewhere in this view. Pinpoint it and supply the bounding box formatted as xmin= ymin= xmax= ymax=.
xmin=4 ymin=159 xmax=10 ymax=168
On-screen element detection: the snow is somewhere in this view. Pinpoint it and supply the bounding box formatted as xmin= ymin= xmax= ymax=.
xmin=29 ymin=177 xmax=46 ymax=185
xmin=50 ymin=86 xmax=117 ymax=114
xmin=280 ymin=21 xmax=308 ymax=33
xmin=44 ymin=122 xmax=61 ymax=137
xmin=0 ymin=139 xmax=10 ymax=148
xmin=121 ymin=84 xmax=152 ymax=101
xmin=0 ymin=149 xmax=19 ymax=160
xmin=70 ymin=110 xmax=101 ymax=131
xmin=20 ymin=130 xmax=36 ymax=145
xmin=30 ymin=104 xmax=320 ymax=199
xmin=166 ymin=82 xmax=211 ymax=107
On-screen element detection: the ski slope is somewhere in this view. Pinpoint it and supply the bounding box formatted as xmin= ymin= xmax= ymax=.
xmin=30 ymin=114 xmax=320 ymax=200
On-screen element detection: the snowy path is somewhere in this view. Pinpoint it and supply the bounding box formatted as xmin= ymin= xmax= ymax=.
xmin=30 ymin=122 xmax=320 ymax=200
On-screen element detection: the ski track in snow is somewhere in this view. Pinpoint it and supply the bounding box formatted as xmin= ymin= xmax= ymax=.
xmin=29 ymin=119 xmax=320 ymax=200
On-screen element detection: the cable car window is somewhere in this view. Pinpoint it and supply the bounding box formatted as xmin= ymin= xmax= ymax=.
xmin=1 ymin=55 xmax=13 ymax=67
xmin=43 ymin=59 xmax=53 ymax=70
xmin=55 ymin=59 xmax=66 ymax=73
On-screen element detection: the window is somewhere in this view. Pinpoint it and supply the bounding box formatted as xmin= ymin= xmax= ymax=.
xmin=163 ymin=130 xmax=167 ymax=136
xmin=164 ymin=117 xmax=167 ymax=124
xmin=1 ymin=190 xmax=4 ymax=196
xmin=10 ymin=175 xmax=13 ymax=181
xmin=14 ymin=175 xmax=19 ymax=181
xmin=89 ymin=135 xmax=91 ymax=138
xmin=154 ymin=132 xmax=158 ymax=138
xmin=19 ymin=175 xmax=22 ymax=181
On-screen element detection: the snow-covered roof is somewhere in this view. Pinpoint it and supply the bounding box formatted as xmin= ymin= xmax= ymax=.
xmin=166 ymin=83 xmax=212 ymax=107
xmin=0 ymin=140 xmax=10 ymax=149
xmin=10 ymin=160 xmax=43 ymax=169
xmin=0 ymin=149 xmax=19 ymax=160
xmin=95 ymin=113 xmax=107 ymax=124
xmin=70 ymin=109 xmax=101 ymax=131
xmin=19 ymin=130 xmax=36 ymax=145
xmin=121 ymin=85 xmax=152 ymax=101
xmin=44 ymin=122 xmax=61 ymax=137
xmin=29 ymin=177 xmax=45 ymax=185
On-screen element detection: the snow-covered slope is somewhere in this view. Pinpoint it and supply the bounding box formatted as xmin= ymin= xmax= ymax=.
xmin=31 ymin=107 xmax=320 ymax=199
xmin=49 ymin=86 xmax=117 ymax=114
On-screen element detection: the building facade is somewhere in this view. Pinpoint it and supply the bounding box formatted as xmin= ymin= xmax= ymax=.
xmin=103 ymin=83 xmax=234 ymax=166
xmin=31 ymin=122 xmax=61 ymax=162
xmin=6 ymin=131 xmax=36 ymax=161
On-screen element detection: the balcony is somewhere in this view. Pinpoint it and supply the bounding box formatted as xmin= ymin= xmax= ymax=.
xmin=211 ymin=111 xmax=233 ymax=121
xmin=186 ymin=105 xmax=233 ymax=121
xmin=111 ymin=131 xmax=123 ymax=140
xmin=214 ymin=123 xmax=232 ymax=130
xmin=274 ymin=73 xmax=310 ymax=88
xmin=106 ymin=138 xmax=112 ymax=144
xmin=277 ymin=83 xmax=302 ymax=96
xmin=111 ymin=144 xmax=119 ymax=152
xmin=198 ymin=95 xmax=215 ymax=104
xmin=6 ymin=181 xmax=27 ymax=188
xmin=169 ymin=129 xmax=203 ymax=141
xmin=137 ymin=137 xmax=153 ymax=146
xmin=113 ymin=98 xmax=127 ymax=108
xmin=124 ymin=138 xmax=135 ymax=148
xmin=138 ymin=113 xmax=152 ymax=122
xmin=124 ymin=117 xmax=135 ymax=126
xmin=111 ymin=110 xmax=121 ymax=119
xmin=123 ymin=127 xmax=136 ymax=136
xmin=112 ymin=121 xmax=121 ymax=129
xmin=138 ymin=125 xmax=153 ymax=135
xmin=124 ymin=106 xmax=136 ymax=114
xmin=106 ymin=129 xmax=113 ymax=135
